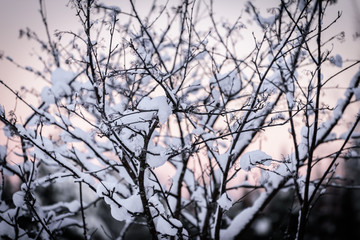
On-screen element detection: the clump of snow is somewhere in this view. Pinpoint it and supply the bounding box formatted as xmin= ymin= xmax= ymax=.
xmin=286 ymin=91 xmax=295 ymax=108
xmin=258 ymin=15 xmax=276 ymax=27
xmin=217 ymin=193 xmax=233 ymax=210
xmin=240 ymin=150 xmax=272 ymax=171
xmin=147 ymin=144 xmax=167 ymax=168
xmin=110 ymin=205 xmax=130 ymax=221
xmin=119 ymin=127 xmax=144 ymax=157
xmin=51 ymin=68 xmax=76 ymax=98
xmin=64 ymin=200 xmax=81 ymax=212
xmin=353 ymin=87 xmax=360 ymax=101
xmin=118 ymin=194 xmax=143 ymax=213
xmin=156 ymin=216 xmax=181 ymax=236
xmin=212 ymin=89 xmax=221 ymax=103
xmin=191 ymin=187 xmax=206 ymax=205
xmin=330 ymin=54 xmax=343 ymax=68
xmin=192 ymin=127 xmax=205 ymax=136
xmin=40 ymin=68 xmax=76 ymax=103
xmin=298 ymin=0 xmax=307 ymax=11
xmin=138 ymin=96 xmax=172 ymax=124
xmin=0 ymin=105 xmax=4 ymax=116
xmin=298 ymin=178 xmax=315 ymax=201
xmin=340 ymin=129 xmax=360 ymax=140
xmin=0 ymin=217 xmax=26 ymax=239
xmin=0 ymin=145 xmax=6 ymax=159
xmin=221 ymin=72 xmax=242 ymax=96
xmin=149 ymin=195 xmax=165 ymax=215
xmin=12 ymin=190 xmax=25 ymax=207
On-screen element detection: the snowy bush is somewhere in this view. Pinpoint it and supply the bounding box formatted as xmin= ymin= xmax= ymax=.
xmin=0 ymin=0 xmax=359 ymax=239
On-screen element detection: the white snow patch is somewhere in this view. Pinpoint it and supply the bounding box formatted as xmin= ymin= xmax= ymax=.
xmin=51 ymin=68 xmax=76 ymax=98
xmin=353 ymin=87 xmax=360 ymax=101
xmin=149 ymin=195 xmax=165 ymax=214
xmin=217 ymin=193 xmax=233 ymax=210
xmin=221 ymin=72 xmax=242 ymax=96
xmin=147 ymin=144 xmax=167 ymax=168
xmin=12 ymin=191 xmax=25 ymax=207
xmin=110 ymin=205 xmax=131 ymax=221
xmin=240 ymin=150 xmax=272 ymax=172
xmin=330 ymin=54 xmax=343 ymax=67
xmin=64 ymin=200 xmax=81 ymax=212
xmin=118 ymin=194 xmax=143 ymax=213
xmin=138 ymin=96 xmax=172 ymax=124
xmin=41 ymin=86 xmax=55 ymax=103
xmin=156 ymin=216 xmax=179 ymax=236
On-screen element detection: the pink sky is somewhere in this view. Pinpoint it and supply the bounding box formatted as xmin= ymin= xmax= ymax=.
xmin=0 ymin=0 xmax=359 ymax=117
xmin=0 ymin=0 xmax=359 ymax=159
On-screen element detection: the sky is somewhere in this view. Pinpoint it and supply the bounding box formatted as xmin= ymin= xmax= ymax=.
xmin=0 ymin=0 xmax=359 ymax=116
xmin=0 ymin=0 xmax=359 ymax=154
